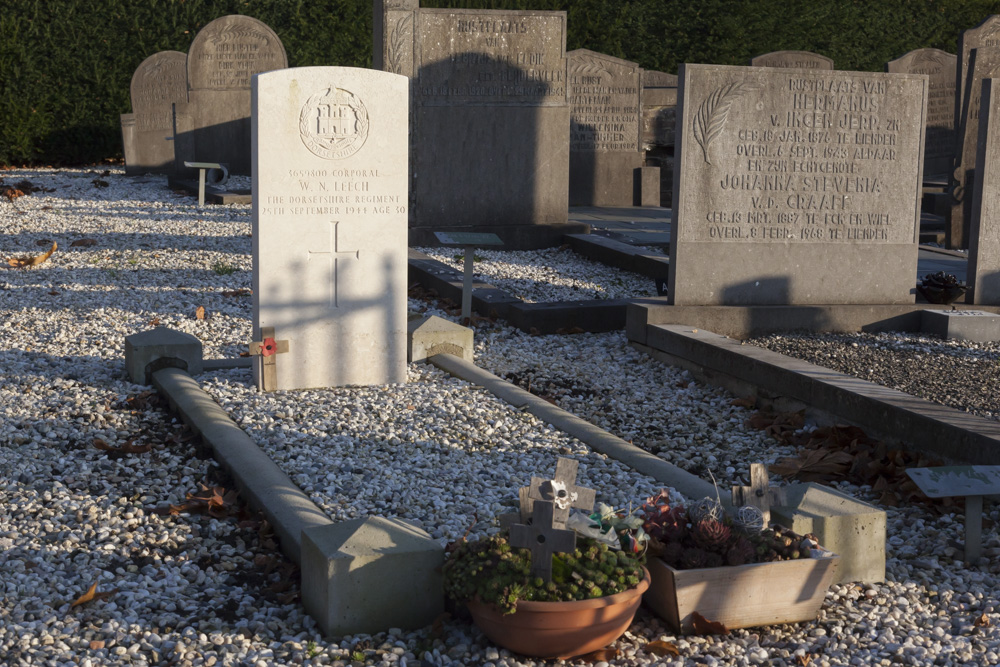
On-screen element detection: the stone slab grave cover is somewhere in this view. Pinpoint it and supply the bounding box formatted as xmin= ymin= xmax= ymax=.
xmin=966 ymin=77 xmax=1000 ymax=305
xmin=948 ymin=47 xmax=1000 ymax=250
xmin=567 ymin=49 xmax=644 ymax=206
xmin=887 ymin=48 xmax=957 ymax=178
xmin=669 ymin=64 xmax=927 ymax=305
xmin=374 ymin=1 xmax=587 ymax=249
xmin=750 ymin=51 xmax=834 ymax=70
xmin=173 ymin=15 xmax=287 ymax=177
xmin=252 ymin=66 xmax=408 ymax=390
xmin=121 ymin=51 xmax=188 ymax=175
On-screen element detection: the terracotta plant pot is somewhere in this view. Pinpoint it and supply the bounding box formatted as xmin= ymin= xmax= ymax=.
xmin=644 ymin=553 xmax=838 ymax=633
xmin=466 ymin=567 xmax=650 ymax=659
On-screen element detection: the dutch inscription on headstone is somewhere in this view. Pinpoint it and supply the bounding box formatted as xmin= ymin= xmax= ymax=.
xmin=887 ymin=48 xmax=957 ymax=177
xmin=252 ymin=67 xmax=408 ymax=390
xmin=567 ymin=49 xmax=643 ymax=206
xmin=967 ymin=77 xmax=1000 ymax=305
xmin=950 ymin=47 xmax=1000 ymax=249
xmin=669 ymin=64 xmax=926 ymax=306
xmin=956 ymin=15 xmax=1000 ymax=125
xmin=374 ymin=1 xmax=587 ymax=249
xmin=750 ymin=51 xmax=834 ymax=70
xmin=121 ymin=51 xmax=188 ymax=175
xmin=174 ymin=15 xmax=288 ymax=176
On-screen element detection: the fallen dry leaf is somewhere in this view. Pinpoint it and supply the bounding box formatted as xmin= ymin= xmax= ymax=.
xmin=70 ymin=581 xmax=118 ymax=608
xmin=691 ymin=611 xmax=728 ymax=635
xmin=8 ymin=241 xmax=56 ymax=268
xmin=70 ymin=238 xmax=98 ymax=248
xmin=148 ymin=317 xmax=161 ymax=326
xmin=221 ymin=288 xmax=252 ymax=297
xmin=48 ymin=290 xmax=59 ymax=296
xmin=195 ymin=305 xmax=206 ymax=320
xmin=796 ymin=654 xmax=812 ymax=667
xmin=975 ymin=613 xmax=991 ymax=628
xmin=89 ymin=640 xmax=105 ymax=650
xmin=644 ymin=640 xmax=680 ymax=657
xmin=730 ymin=397 xmax=756 ymax=409
xmin=576 ymin=647 xmax=620 ymax=662
xmin=93 ymin=438 xmax=152 ymax=454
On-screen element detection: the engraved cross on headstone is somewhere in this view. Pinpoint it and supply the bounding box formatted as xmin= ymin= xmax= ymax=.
xmin=509 ymin=500 xmax=576 ymax=581
xmin=249 ymin=326 xmax=289 ymax=392
xmin=308 ymin=221 xmax=360 ymax=308
xmin=528 ymin=458 xmax=596 ymax=526
xmin=732 ymin=462 xmax=777 ymax=524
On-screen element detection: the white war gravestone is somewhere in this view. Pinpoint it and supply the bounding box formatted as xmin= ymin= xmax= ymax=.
xmin=252 ymin=67 xmax=408 ymax=390
xmin=669 ymin=64 xmax=927 ymax=305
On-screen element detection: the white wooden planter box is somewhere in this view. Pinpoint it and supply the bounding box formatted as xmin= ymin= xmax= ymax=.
xmin=644 ymin=551 xmax=839 ymax=633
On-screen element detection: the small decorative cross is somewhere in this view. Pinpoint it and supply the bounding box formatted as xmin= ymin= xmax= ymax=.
xmin=509 ymin=500 xmax=576 ymax=581
xmin=308 ymin=221 xmax=360 ymax=308
xmin=249 ymin=326 xmax=289 ymax=392
xmin=732 ymin=462 xmax=776 ymax=525
xmin=527 ymin=458 xmax=596 ymax=526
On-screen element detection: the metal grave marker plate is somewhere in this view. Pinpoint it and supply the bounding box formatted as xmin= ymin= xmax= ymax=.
xmin=433 ymin=232 xmax=504 ymax=247
xmin=905 ymin=466 xmax=1000 ymax=498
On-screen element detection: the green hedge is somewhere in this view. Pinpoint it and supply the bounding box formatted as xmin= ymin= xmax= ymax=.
xmin=3 ymin=0 xmax=1000 ymax=165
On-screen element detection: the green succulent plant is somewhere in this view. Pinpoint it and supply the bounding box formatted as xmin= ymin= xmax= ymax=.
xmin=443 ymin=534 xmax=645 ymax=616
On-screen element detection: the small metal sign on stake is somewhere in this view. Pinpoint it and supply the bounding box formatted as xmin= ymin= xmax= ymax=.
xmin=905 ymin=465 xmax=1000 ymax=563
xmin=509 ymin=499 xmax=577 ymax=581
xmin=432 ymin=231 xmax=503 ymax=323
xmin=249 ymin=326 xmax=289 ymax=392
xmin=183 ymin=161 xmax=229 ymax=206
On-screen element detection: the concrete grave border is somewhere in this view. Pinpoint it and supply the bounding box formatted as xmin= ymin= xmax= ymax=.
xmin=629 ymin=323 xmax=1000 ymax=466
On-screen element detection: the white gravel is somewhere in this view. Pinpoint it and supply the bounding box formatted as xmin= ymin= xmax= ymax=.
xmin=414 ymin=247 xmax=658 ymax=303
xmin=3 ymin=167 xmax=1000 ymax=667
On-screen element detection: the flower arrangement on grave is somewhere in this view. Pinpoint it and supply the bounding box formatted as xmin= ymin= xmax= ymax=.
xmin=641 ymin=491 xmax=818 ymax=569
xmin=641 ymin=464 xmax=821 ymax=570
xmin=443 ymin=458 xmax=648 ymax=616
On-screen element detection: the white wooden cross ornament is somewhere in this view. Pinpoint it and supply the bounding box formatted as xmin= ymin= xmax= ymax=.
xmin=509 ymin=500 xmax=576 ymax=581
xmin=527 ymin=457 xmax=596 ymax=526
xmin=249 ymin=326 xmax=289 ymax=392
xmin=732 ymin=462 xmax=778 ymax=525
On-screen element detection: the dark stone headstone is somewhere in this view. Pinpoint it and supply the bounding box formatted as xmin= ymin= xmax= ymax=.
xmin=750 ymin=50 xmax=834 ymax=70
xmin=967 ymin=77 xmax=1000 ymax=305
xmin=887 ymin=48 xmax=957 ymax=178
xmin=120 ymin=51 xmax=188 ymax=175
xmin=173 ymin=15 xmax=288 ymax=176
xmin=641 ymin=71 xmax=677 ymax=208
xmin=956 ymin=15 xmax=1000 ymax=126
xmin=567 ymin=49 xmax=643 ymax=206
xmin=670 ymin=64 xmax=927 ymax=306
xmin=949 ymin=47 xmax=1000 ymax=249
xmin=374 ymin=1 xmax=587 ymax=249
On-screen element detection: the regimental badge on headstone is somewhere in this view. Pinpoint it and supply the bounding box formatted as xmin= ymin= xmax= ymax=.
xmin=298 ymin=87 xmax=370 ymax=161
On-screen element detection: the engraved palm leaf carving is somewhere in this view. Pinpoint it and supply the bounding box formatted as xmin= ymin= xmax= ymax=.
xmin=693 ymin=80 xmax=753 ymax=166
xmin=569 ymin=56 xmax=613 ymax=78
xmin=387 ymin=14 xmax=412 ymax=75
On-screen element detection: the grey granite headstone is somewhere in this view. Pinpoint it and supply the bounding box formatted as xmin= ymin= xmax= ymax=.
xmin=949 ymin=47 xmax=1000 ymax=249
xmin=174 ymin=15 xmax=288 ymax=177
xmin=374 ymin=1 xmax=587 ymax=249
xmin=887 ymin=48 xmax=957 ymax=178
xmin=252 ymin=66 xmax=408 ymax=389
xmin=641 ymin=71 xmax=677 ymax=208
xmin=750 ymin=51 xmax=834 ymax=70
xmin=956 ymin=15 xmax=1000 ymax=126
xmin=643 ymin=70 xmax=678 ymax=88
xmin=567 ymin=49 xmax=643 ymax=206
xmin=121 ymin=51 xmax=188 ymax=175
xmin=670 ymin=64 xmax=927 ymax=305
xmin=967 ymin=77 xmax=1000 ymax=305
